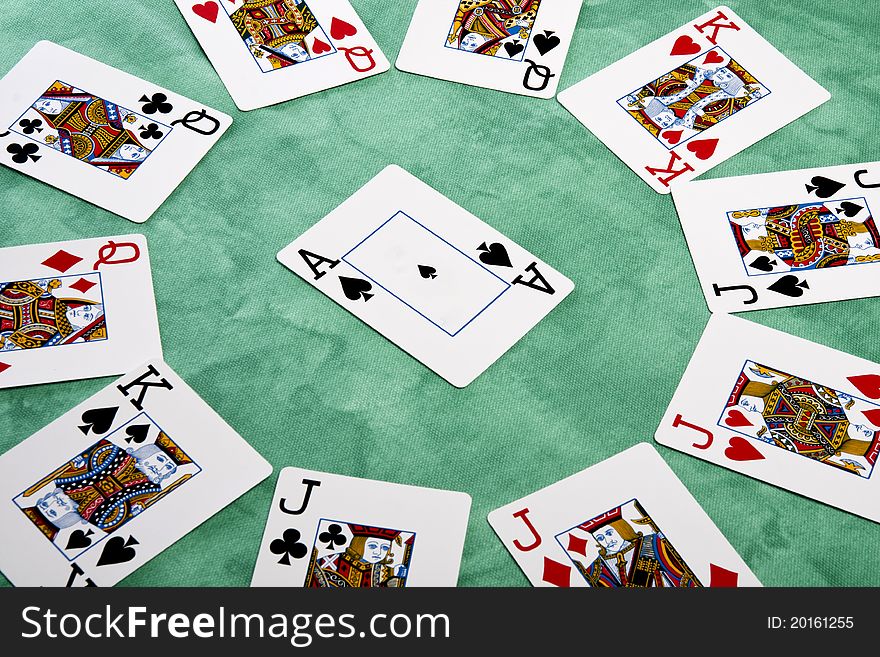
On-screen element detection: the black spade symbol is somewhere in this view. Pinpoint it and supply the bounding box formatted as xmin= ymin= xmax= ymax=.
xmin=66 ymin=529 xmax=94 ymax=550
xmin=768 ymin=275 xmax=810 ymax=298
xmin=339 ymin=276 xmax=374 ymax=302
xmin=79 ymin=407 xmax=119 ymax=435
xmin=477 ymin=242 xmax=513 ymax=267
xmin=418 ymin=265 xmax=437 ymax=279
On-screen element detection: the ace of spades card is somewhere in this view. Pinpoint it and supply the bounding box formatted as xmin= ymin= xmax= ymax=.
xmin=557 ymin=6 xmax=830 ymax=193
xmin=672 ymin=162 xmax=880 ymax=313
xmin=0 ymin=235 xmax=161 ymax=389
xmin=0 ymin=360 xmax=271 ymax=586
xmin=251 ymin=468 xmax=471 ymax=587
xmin=396 ymin=0 xmax=582 ymax=99
xmin=657 ymin=314 xmax=880 ymax=523
xmin=277 ymin=165 xmax=573 ymax=387
xmin=488 ymin=443 xmax=760 ymax=587
xmin=175 ymin=0 xmax=390 ymax=110
xmin=0 ymin=41 xmax=231 ymax=223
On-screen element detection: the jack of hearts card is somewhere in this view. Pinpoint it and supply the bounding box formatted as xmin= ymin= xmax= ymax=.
xmin=557 ymin=6 xmax=829 ymax=193
xmin=656 ymin=314 xmax=880 ymax=523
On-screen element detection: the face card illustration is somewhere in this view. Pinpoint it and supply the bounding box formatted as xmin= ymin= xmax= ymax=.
xmin=0 ymin=41 xmax=231 ymax=223
xmin=656 ymin=313 xmax=880 ymax=523
xmin=0 ymin=360 xmax=272 ymax=586
xmin=557 ymin=6 xmax=830 ymax=193
xmin=396 ymin=0 xmax=582 ymax=99
xmin=672 ymin=162 xmax=880 ymax=312
xmin=175 ymin=0 xmax=390 ymax=110
xmin=277 ymin=165 xmax=574 ymax=387
xmin=251 ymin=468 xmax=471 ymax=587
xmin=0 ymin=235 xmax=162 ymax=389
xmin=488 ymin=443 xmax=760 ymax=587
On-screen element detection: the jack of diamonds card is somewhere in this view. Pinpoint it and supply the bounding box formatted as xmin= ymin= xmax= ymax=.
xmin=276 ymin=165 xmax=573 ymax=387
xmin=557 ymin=6 xmax=830 ymax=193
xmin=0 ymin=360 xmax=272 ymax=587
xmin=488 ymin=443 xmax=761 ymax=587
xmin=175 ymin=0 xmax=390 ymax=110
xmin=0 ymin=41 xmax=231 ymax=223
xmin=0 ymin=235 xmax=161 ymax=389
xmin=251 ymin=468 xmax=471 ymax=587
xmin=396 ymin=0 xmax=582 ymax=99
xmin=656 ymin=314 xmax=880 ymax=523
xmin=672 ymin=162 xmax=880 ymax=312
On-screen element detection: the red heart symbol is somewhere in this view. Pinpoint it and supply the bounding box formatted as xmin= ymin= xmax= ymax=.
xmin=687 ymin=138 xmax=719 ymax=160
xmin=192 ymin=1 xmax=219 ymax=23
xmin=848 ymin=374 xmax=880 ymax=399
xmin=703 ymin=50 xmax=725 ymax=65
xmin=662 ymin=130 xmax=683 ymax=145
xmin=861 ymin=409 xmax=880 ymax=427
xmin=725 ymin=437 xmax=765 ymax=462
xmin=670 ymin=35 xmax=701 ymax=56
xmin=330 ymin=17 xmax=357 ymax=41
xmin=724 ymin=408 xmax=753 ymax=428
xmin=312 ymin=38 xmax=332 ymax=55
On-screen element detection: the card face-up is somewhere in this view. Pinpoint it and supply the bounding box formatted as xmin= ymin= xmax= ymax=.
xmin=0 ymin=41 xmax=231 ymax=223
xmin=396 ymin=0 xmax=582 ymax=99
xmin=0 ymin=360 xmax=271 ymax=586
xmin=277 ymin=165 xmax=573 ymax=387
xmin=251 ymin=468 xmax=471 ymax=587
xmin=0 ymin=235 xmax=161 ymax=389
xmin=657 ymin=314 xmax=880 ymax=523
xmin=488 ymin=443 xmax=760 ymax=587
xmin=557 ymin=6 xmax=830 ymax=193
xmin=673 ymin=162 xmax=880 ymax=313
xmin=175 ymin=0 xmax=389 ymax=110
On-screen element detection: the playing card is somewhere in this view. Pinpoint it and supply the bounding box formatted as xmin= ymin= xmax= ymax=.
xmin=673 ymin=161 xmax=880 ymax=313
xmin=251 ymin=467 xmax=471 ymax=587
xmin=0 ymin=360 xmax=271 ymax=586
xmin=396 ymin=0 xmax=582 ymax=99
xmin=557 ymin=6 xmax=830 ymax=193
xmin=488 ymin=443 xmax=760 ymax=587
xmin=175 ymin=0 xmax=389 ymax=111
xmin=0 ymin=235 xmax=161 ymax=389
xmin=656 ymin=314 xmax=880 ymax=523
xmin=277 ymin=165 xmax=573 ymax=387
xmin=0 ymin=41 xmax=232 ymax=223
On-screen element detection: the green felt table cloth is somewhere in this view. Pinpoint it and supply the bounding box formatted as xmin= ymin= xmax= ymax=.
xmin=1 ymin=0 xmax=879 ymax=587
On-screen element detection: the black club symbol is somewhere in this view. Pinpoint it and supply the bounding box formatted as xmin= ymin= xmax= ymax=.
xmin=18 ymin=118 xmax=43 ymax=134
xmin=139 ymin=92 xmax=173 ymax=115
xmin=269 ymin=528 xmax=308 ymax=566
xmin=318 ymin=523 xmax=347 ymax=551
xmin=7 ymin=142 xmax=41 ymax=164
xmin=139 ymin=123 xmax=164 ymax=140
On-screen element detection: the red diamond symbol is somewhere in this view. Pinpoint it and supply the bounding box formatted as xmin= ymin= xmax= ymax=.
xmin=566 ymin=533 xmax=590 ymax=557
xmin=0 ymin=362 xmax=10 ymax=374
xmin=541 ymin=557 xmax=571 ymax=588
xmin=41 ymin=250 xmax=83 ymax=273
xmin=69 ymin=278 xmax=97 ymax=294
xmin=709 ymin=564 xmax=739 ymax=588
